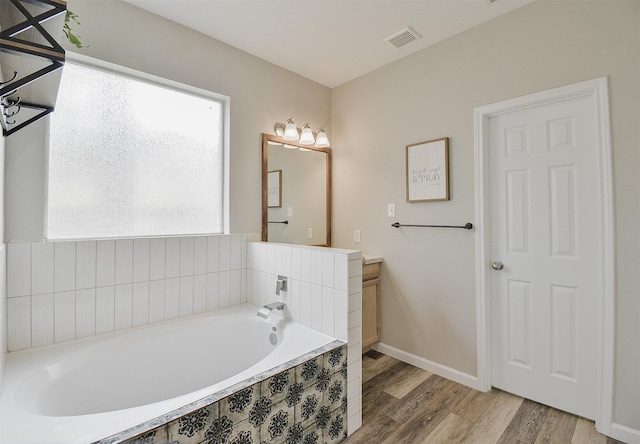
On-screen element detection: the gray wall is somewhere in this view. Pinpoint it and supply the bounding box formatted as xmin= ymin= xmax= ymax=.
xmin=331 ymin=0 xmax=639 ymax=431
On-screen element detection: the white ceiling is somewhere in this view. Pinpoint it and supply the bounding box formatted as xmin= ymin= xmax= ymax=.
xmin=122 ymin=0 xmax=535 ymax=88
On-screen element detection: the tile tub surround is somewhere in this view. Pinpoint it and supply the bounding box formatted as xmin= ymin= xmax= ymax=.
xmin=6 ymin=234 xmax=252 ymax=351
xmin=108 ymin=344 xmax=348 ymax=444
xmin=246 ymin=242 xmax=363 ymax=436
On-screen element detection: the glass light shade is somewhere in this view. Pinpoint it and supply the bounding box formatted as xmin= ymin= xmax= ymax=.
xmin=299 ymin=125 xmax=315 ymax=145
xmin=299 ymin=147 xmax=313 ymax=152
xmin=314 ymin=130 xmax=330 ymax=148
xmin=283 ymin=120 xmax=299 ymax=141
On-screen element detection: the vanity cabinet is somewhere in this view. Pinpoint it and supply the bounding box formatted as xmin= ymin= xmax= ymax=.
xmin=362 ymin=261 xmax=381 ymax=352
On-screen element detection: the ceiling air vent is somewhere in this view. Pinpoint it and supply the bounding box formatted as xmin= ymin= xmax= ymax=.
xmin=384 ymin=26 xmax=422 ymax=49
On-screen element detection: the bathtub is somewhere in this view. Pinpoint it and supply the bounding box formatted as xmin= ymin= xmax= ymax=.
xmin=0 ymin=303 xmax=344 ymax=444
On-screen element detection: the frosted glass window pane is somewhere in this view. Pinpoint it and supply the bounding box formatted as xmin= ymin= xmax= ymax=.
xmin=48 ymin=62 xmax=224 ymax=239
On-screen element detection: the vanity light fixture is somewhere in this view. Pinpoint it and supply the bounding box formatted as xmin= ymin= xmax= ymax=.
xmin=299 ymin=123 xmax=315 ymax=145
xmin=274 ymin=119 xmax=331 ymax=147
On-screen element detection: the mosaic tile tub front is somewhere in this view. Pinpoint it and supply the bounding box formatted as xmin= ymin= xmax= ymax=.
xmin=115 ymin=345 xmax=347 ymax=444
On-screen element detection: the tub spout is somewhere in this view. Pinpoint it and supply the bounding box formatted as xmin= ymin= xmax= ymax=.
xmin=257 ymin=301 xmax=286 ymax=319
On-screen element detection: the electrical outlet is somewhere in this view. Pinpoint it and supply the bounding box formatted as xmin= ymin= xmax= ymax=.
xmin=387 ymin=203 xmax=396 ymax=217
xmin=287 ymin=207 xmax=293 ymax=217
xmin=354 ymin=230 xmax=361 ymax=243
xmin=307 ymin=227 xmax=313 ymax=239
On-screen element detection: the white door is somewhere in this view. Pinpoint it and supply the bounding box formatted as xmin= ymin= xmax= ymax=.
xmin=488 ymin=93 xmax=600 ymax=419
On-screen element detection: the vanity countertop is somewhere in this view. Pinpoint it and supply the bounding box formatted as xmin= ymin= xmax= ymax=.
xmin=363 ymin=255 xmax=383 ymax=265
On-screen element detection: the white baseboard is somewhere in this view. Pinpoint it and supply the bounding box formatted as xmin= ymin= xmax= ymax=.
xmin=372 ymin=342 xmax=479 ymax=390
xmin=608 ymin=422 xmax=640 ymax=444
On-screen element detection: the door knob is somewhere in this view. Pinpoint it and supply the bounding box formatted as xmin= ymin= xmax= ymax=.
xmin=491 ymin=261 xmax=504 ymax=271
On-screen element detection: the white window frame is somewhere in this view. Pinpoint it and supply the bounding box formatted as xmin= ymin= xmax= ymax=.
xmin=45 ymin=52 xmax=230 ymax=240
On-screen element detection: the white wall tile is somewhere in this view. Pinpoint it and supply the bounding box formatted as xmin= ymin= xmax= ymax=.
xmin=7 ymin=243 xmax=31 ymax=297
xmin=165 ymin=238 xmax=180 ymax=279
xmin=348 ymin=308 xmax=362 ymax=329
xmin=133 ymin=239 xmax=150 ymax=283
xmin=310 ymin=284 xmax=322 ymax=331
xmin=8 ymin=296 xmax=30 ymax=351
xmin=96 ymin=240 xmax=115 ymax=287
xmin=149 ymin=280 xmax=165 ymax=323
xmin=347 ymin=361 xmax=362 ymax=385
xmin=348 ymin=258 xmax=362 ymax=278
xmin=179 ymin=276 xmax=194 ymax=316
xmin=219 ymin=235 xmax=231 ymax=271
xmin=240 ymin=235 xmax=248 ymax=269
xmin=149 ymin=238 xmax=166 ymax=280
xmin=265 ymin=244 xmax=275 ymax=275
xmin=257 ymin=242 xmax=267 ymax=272
xmin=322 ymin=287 xmax=335 ymax=336
xmin=116 ymin=239 xmax=133 ymax=285
xmin=311 ymin=250 xmax=323 ymax=285
xmin=281 ymin=246 xmax=292 ymax=278
xmin=76 ymin=241 xmax=96 ymax=290
xmin=348 ymin=325 xmax=362 ymax=345
xmin=273 ymin=245 xmax=283 ymax=276
xmin=96 ymin=286 xmax=115 ymax=335
xmin=194 ymin=237 xmax=207 ymax=275
xmin=54 ymin=290 xmax=76 ymax=343
xmin=258 ymin=272 xmax=267 ymax=307
xmin=76 ymin=288 xmax=96 ymax=339
xmin=218 ymin=271 xmax=230 ymax=308
xmin=206 ymin=236 xmax=220 ymax=273
xmin=180 ymin=237 xmax=194 ymax=277
xmin=300 ymin=281 xmax=311 ymax=328
xmin=193 ymin=274 xmax=207 ymax=313
xmin=300 ymin=249 xmax=312 ymax=283
xmin=31 ymin=242 xmax=54 ymax=295
xmin=348 ymin=291 xmax=362 ymax=313
xmin=336 ymin=290 xmax=350 ymax=341
xmin=230 ymin=270 xmax=241 ymax=306
xmin=132 ymin=282 xmax=150 ymax=327
xmin=322 ymin=252 xmax=335 ymax=288
xmin=289 ymin=279 xmax=301 ymax=324
xmin=230 ymin=234 xmax=242 ymax=270
xmin=348 ymin=276 xmax=362 ymax=295
xmin=165 ymin=277 xmax=180 ymax=319
xmin=31 ymin=293 xmax=54 ymax=347
xmin=206 ymin=273 xmax=219 ymax=310
xmin=334 ymin=254 xmax=348 ymax=292
xmin=114 ymin=284 xmax=133 ymax=331
xmin=291 ymin=247 xmax=301 ymax=280
xmin=240 ymin=269 xmax=247 ymax=303
xmin=54 ymin=242 xmax=76 ymax=292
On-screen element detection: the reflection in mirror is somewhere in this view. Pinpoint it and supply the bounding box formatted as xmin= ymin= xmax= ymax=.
xmin=262 ymin=134 xmax=331 ymax=246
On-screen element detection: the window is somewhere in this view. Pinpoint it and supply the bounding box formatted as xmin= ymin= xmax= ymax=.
xmin=47 ymin=59 xmax=226 ymax=239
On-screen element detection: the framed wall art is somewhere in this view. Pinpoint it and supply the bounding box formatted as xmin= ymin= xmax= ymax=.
xmin=268 ymin=170 xmax=282 ymax=207
xmin=406 ymin=137 xmax=450 ymax=202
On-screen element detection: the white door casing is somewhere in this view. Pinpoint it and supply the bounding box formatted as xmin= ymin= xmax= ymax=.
xmin=474 ymin=78 xmax=615 ymax=432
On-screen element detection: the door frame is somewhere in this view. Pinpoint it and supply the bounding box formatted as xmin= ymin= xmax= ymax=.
xmin=473 ymin=77 xmax=615 ymax=433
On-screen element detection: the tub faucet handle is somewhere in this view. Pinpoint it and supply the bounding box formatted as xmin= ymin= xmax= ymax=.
xmin=275 ymin=275 xmax=288 ymax=295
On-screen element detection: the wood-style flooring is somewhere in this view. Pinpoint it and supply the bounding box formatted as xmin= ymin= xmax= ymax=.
xmin=344 ymin=351 xmax=623 ymax=444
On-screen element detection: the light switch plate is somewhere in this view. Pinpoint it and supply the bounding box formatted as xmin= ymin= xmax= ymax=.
xmin=387 ymin=203 xmax=396 ymax=217
xmin=307 ymin=227 xmax=313 ymax=239
xmin=354 ymin=230 xmax=361 ymax=243
xmin=287 ymin=207 xmax=293 ymax=217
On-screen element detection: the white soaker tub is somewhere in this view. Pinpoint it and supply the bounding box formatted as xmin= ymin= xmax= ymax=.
xmin=0 ymin=304 xmax=339 ymax=444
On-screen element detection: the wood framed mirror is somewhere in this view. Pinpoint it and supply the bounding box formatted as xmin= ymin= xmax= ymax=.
xmin=262 ymin=133 xmax=332 ymax=246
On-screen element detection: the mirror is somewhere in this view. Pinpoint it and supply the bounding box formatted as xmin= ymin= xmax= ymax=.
xmin=262 ymin=133 xmax=332 ymax=246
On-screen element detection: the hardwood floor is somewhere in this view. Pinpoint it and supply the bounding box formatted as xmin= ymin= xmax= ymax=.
xmin=344 ymin=351 xmax=623 ymax=444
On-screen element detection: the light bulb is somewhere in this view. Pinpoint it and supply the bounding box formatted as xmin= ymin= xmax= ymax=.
xmin=314 ymin=129 xmax=330 ymax=148
xmin=283 ymin=119 xmax=299 ymax=141
xmin=299 ymin=123 xmax=315 ymax=145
